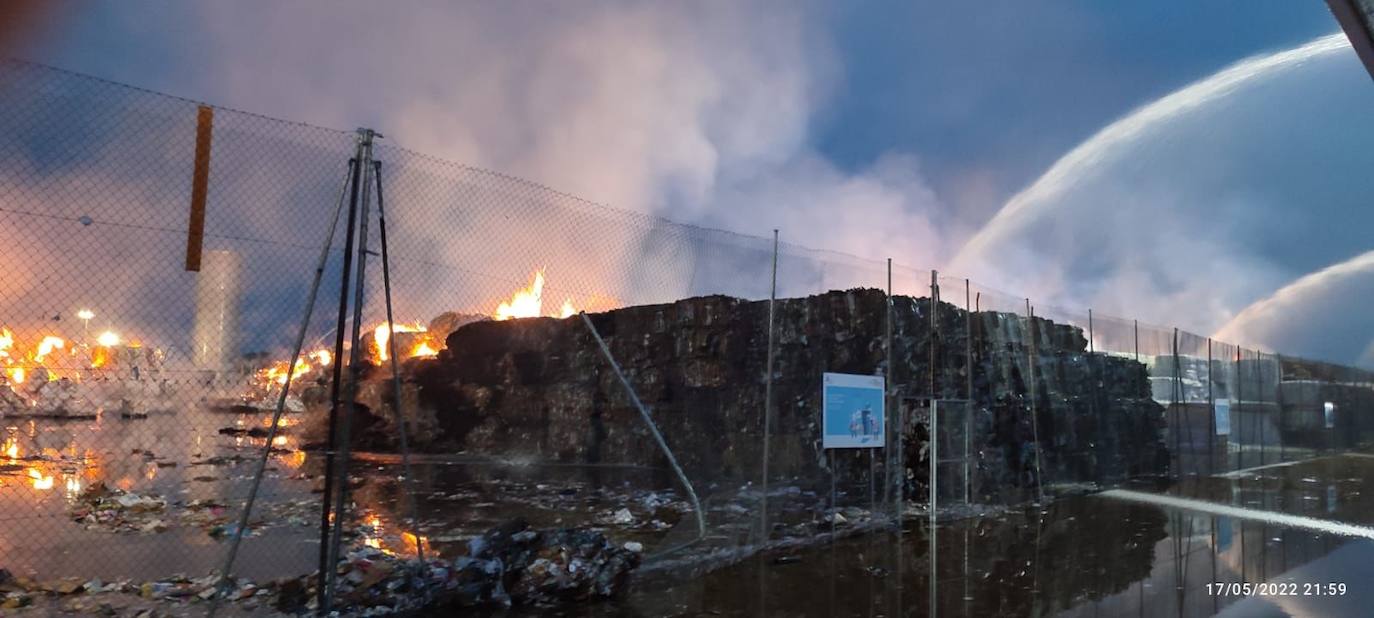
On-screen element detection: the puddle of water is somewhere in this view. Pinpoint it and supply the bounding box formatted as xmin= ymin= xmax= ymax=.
xmin=420 ymin=454 xmax=1374 ymax=617
xmin=0 ymin=405 xmax=316 ymax=582
xmin=7 ymin=404 xmax=1370 ymax=617
xmin=1167 ymin=456 xmax=1374 ymax=527
xmin=585 ymin=494 xmax=1366 ymax=617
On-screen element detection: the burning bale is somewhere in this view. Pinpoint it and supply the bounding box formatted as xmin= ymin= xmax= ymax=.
xmin=0 ymin=326 xmax=177 ymax=419
xmin=239 ymin=312 xmax=489 ymax=450
xmin=242 ymin=268 xmax=586 ymax=454
xmin=371 ymin=288 xmax=1167 ymax=505
xmin=271 ymin=284 xmax=1162 ymax=509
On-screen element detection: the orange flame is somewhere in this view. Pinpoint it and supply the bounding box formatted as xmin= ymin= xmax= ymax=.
xmin=494 ymin=270 xmax=577 ymax=320
xmin=0 ymin=328 xmax=13 ymax=359
xmin=403 ymin=531 xmax=429 ymax=554
xmin=257 ymin=348 xmax=334 ymax=387
xmin=373 ymin=322 xmax=426 ymax=362
xmin=265 ymin=358 xmax=311 ymax=385
xmin=309 ymin=349 xmax=332 ymax=367
xmin=494 ymin=270 xmax=547 ymax=320
xmin=28 ymin=468 xmax=53 ymax=490
xmin=2 ymin=329 xmax=27 ymax=383
xmin=34 ymin=336 xmax=65 ymax=363
xmin=363 ymin=514 xmax=384 ymax=549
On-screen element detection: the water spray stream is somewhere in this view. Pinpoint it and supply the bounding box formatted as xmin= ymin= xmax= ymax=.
xmin=954 ymin=33 xmax=1350 ymax=267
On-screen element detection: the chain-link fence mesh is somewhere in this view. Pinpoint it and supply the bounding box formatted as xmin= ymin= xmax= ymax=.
xmin=0 ymin=58 xmax=357 ymax=600
xmin=3 ymin=57 xmax=1374 ymax=615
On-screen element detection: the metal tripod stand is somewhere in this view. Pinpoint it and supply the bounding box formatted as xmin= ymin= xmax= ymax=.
xmin=209 ymin=128 xmax=426 ymax=617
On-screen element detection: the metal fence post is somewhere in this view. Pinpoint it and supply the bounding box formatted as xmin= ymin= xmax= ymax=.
xmin=1208 ymin=338 xmax=1215 ymax=475
xmin=964 ymin=279 xmax=972 ymax=505
xmin=1088 ymin=309 xmax=1094 ymax=355
xmin=1235 ymin=346 xmax=1242 ymax=473
xmin=928 ymin=397 xmax=938 ymax=618
xmin=372 ymin=160 xmax=427 ymax=570
xmin=928 ymin=270 xmax=939 ymax=616
xmin=930 ymin=271 xmax=939 ymax=401
xmin=580 ymin=313 xmax=707 ymax=549
xmin=318 ymin=133 xmax=368 ymax=612
xmin=1172 ymin=327 xmax=1181 ymax=477
xmin=324 ymin=128 xmax=379 ymax=612
xmin=928 ymin=270 xmax=938 ymax=510
xmin=885 ymin=259 xmax=896 ymax=521
xmin=1027 ymin=300 xmax=1044 ymax=503
xmin=209 ymin=158 xmax=355 ymax=616
xmin=760 ymin=230 xmax=778 ymax=542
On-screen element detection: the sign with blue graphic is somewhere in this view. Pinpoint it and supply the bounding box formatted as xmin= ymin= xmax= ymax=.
xmin=822 ymin=372 xmax=885 ymax=449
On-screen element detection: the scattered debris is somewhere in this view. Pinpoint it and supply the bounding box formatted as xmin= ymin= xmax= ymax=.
xmin=68 ymin=483 xmax=168 ymax=533
xmin=1 ymin=520 xmax=642 ymax=615
xmin=64 ymin=482 xmax=313 ymax=539
xmin=217 ymin=426 xmax=271 ymax=439
xmin=452 ymin=520 xmax=641 ymax=608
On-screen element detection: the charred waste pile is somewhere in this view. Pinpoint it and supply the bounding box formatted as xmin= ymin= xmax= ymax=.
xmin=306 ymin=288 xmax=1167 ymax=506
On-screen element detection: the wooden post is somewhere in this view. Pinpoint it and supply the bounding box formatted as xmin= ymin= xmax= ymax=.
xmin=185 ymin=105 xmax=214 ymax=271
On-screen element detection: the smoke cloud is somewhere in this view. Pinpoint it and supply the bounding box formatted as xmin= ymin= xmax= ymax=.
xmin=12 ymin=7 xmax=1374 ymax=368
xmin=5 ymin=1 xmax=963 ymax=360
xmin=182 ymin=1 xmax=955 ymax=269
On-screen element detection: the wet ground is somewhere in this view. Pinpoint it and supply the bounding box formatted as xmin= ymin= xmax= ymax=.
xmin=4 ymin=403 xmax=1373 ymax=616
xmin=437 ymin=454 xmax=1374 ymax=617
xmin=0 ymin=404 xmax=317 ymax=585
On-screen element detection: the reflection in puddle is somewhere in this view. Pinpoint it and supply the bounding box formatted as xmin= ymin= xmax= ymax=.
xmin=388 ymin=455 xmax=1374 ymax=617
xmin=0 ymin=405 xmax=318 ymax=583
xmin=5 ymin=405 xmax=1371 ymax=616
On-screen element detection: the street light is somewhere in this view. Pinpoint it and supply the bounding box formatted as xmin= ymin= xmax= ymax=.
xmin=76 ymin=309 xmax=94 ymax=345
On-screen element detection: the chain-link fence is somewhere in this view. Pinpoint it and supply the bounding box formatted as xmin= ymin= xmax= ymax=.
xmin=2 ymin=58 xmax=1373 ymax=615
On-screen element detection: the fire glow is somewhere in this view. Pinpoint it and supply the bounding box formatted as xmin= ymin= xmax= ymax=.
xmin=28 ymin=467 xmax=53 ymax=490
xmin=493 ymin=269 xmax=576 ymax=320
xmin=1 ymin=328 xmax=59 ymax=384
xmin=33 ymin=336 xmax=65 ymax=364
xmin=2 ymin=330 xmax=78 ymax=384
xmin=0 ymin=315 xmax=148 ymax=391
xmin=372 ymin=322 xmax=432 ymax=362
xmin=259 ymin=348 xmax=332 ymax=387
xmin=254 ymin=269 xmax=581 ymax=388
